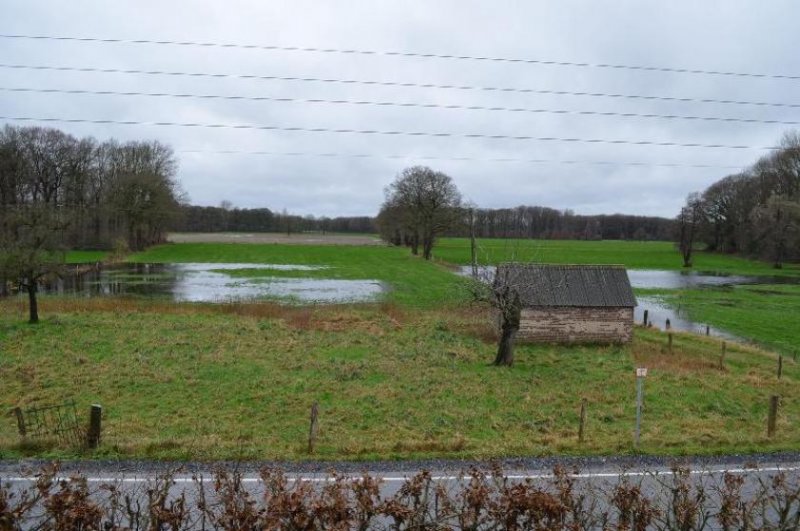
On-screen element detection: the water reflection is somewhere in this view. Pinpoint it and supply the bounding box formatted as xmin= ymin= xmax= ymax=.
xmin=33 ymin=263 xmax=387 ymax=304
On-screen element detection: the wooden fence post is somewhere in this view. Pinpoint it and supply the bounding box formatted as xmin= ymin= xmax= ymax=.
xmin=578 ymin=398 xmax=587 ymax=443
xmin=308 ymin=402 xmax=319 ymax=453
xmin=643 ymin=310 xmax=648 ymax=326
xmin=666 ymin=318 xmax=671 ymax=331
xmin=768 ymin=395 xmax=779 ymax=438
xmin=719 ymin=342 xmax=726 ymax=370
xmin=87 ymin=404 xmax=102 ymax=449
xmin=13 ymin=407 xmax=26 ymax=436
xmin=706 ymin=325 xmax=710 ymax=336
xmin=778 ymin=356 xmax=783 ymax=379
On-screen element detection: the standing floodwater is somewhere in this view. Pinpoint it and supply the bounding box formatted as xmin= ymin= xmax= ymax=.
xmin=27 ymin=263 xmax=387 ymax=304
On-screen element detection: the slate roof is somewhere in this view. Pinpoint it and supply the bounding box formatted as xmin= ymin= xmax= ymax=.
xmin=494 ymin=263 xmax=637 ymax=308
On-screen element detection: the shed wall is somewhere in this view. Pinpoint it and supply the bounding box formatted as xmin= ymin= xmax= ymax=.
xmin=517 ymin=306 xmax=633 ymax=343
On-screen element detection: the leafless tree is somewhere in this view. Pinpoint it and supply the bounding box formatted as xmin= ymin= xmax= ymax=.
xmin=676 ymin=193 xmax=704 ymax=268
xmin=490 ymin=266 xmax=523 ymax=366
xmin=379 ymin=166 xmax=462 ymax=260
xmin=751 ymin=194 xmax=800 ymax=268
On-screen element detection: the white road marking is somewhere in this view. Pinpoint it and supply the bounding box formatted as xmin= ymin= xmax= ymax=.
xmin=3 ymin=465 xmax=800 ymax=484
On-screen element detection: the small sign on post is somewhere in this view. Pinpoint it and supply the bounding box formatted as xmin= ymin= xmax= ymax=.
xmin=634 ymin=368 xmax=647 ymax=449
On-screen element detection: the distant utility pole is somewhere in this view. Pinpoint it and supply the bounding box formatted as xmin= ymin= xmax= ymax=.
xmin=468 ymin=205 xmax=478 ymax=279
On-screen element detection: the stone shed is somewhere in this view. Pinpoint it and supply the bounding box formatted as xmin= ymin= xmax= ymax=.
xmin=495 ymin=263 xmax=637 ymax=344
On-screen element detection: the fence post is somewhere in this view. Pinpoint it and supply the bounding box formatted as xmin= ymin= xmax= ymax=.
xmin=643 ymin=309 xmax=648 ymax=326
xmin=13 ymin=407 xmax=26 ymax=436
xmin=308 ymin=402 xmax=319 ymax=454
xmin=768 ymin=395 xmax=779 ymax=438
xmin=666 ymin=318 xmax=671 ymax=331
xmin=778 ymin=356 xmax=783 ymax=379
xmin=87 ymin=404 xmax=102 ymax=449
xmin=720 ymin=342 xmax=726 ymax=370
xmin=578 ymin=398 xmax=587 ymax=443
xmin=706 ymin=325 xmax=710 ymax=336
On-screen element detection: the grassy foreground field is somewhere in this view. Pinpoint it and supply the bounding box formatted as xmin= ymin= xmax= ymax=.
xmin=2 ymin=239 xmax=797 ymax=461
xmin=0 ymin=298 xmax=797 ymax=461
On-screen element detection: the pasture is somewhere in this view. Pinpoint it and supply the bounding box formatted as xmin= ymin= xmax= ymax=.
xmin=0 ymin=298 xmax=797 ymax=461
xmin=2 ymin=237 xmax=799 ymax=461
xmin=435 ymin=237 xmax=800 ymax=276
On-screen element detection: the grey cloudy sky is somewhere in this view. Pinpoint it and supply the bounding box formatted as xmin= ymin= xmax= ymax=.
xmin=2 ymin=1 xmax=799 ymax=217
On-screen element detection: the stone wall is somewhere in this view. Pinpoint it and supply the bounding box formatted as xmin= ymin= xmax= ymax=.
xmin=517 ymin=306 xmax=633 ymax=343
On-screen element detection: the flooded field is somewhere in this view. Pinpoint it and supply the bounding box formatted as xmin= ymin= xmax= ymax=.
xmin=33 ymin=263 xmax=387 ymax=304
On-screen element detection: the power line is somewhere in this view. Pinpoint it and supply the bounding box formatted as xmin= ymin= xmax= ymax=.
xmin=1 ymin=33 xmax=798 ymax=81
xmin=0 ymin=115 xmax=775 ymax=150
xmin=3 ymin=63 xmax=799 ymax=110
xmin=4 ymin=86 xmax=798 ymax=126
xmin=179 ymin=149 xmax=743 ymax=170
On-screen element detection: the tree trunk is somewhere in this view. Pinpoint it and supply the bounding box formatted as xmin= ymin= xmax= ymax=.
xmin=410 ymin=232 xmax=420 ymax=255
xmin=493 ymin=292 xmax=521 ymax=367
xmin=493 ymin=324 xmax=517 ymax=366
xmin=422 ymin=236 xmax=434 ymax=260
xmin=27 ymin=283 xmax=39 ymax=324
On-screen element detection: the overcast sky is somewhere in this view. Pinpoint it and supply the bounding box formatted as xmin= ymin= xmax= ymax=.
xmin=2 ymin=1 xmax=799 ymax=217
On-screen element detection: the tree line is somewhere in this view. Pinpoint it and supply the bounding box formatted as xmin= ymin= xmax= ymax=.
xmin=175 ymin=205 xmax=375 ymax=235
xmin=677 ymin=131 xmax=800 ymax=268
xmin=452 ymin=206 xmax=672 ymax=241
xmin=377 ymin=166 xmax=673 ymax=262
xmin=0 ymin=124 xmax=182 ymax=321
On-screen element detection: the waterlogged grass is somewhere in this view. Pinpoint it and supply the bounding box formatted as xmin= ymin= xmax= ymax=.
xmin=434 ymin=238 xmax=800 ymax=276
xmin=65 ymin=250 xmax=108 ymax=263
xmin=0 ymin=298 xmax=796 ymax=461
xmin=131 ymin=243 xmax=468 ymax=308
xmin=656 ymin=284 xmax=800 ymax=356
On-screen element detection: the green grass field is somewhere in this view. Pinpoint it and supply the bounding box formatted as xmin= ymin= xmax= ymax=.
xmin=65 ymin=250 xmax=108 ymax=263
xmin=653 ymin=284 xmax=800 ymax=356
xmin=130 ymin=243 xmax=466 ymax=308
xmin=2 ymin=237 xmax=799 ymax=461
xmin=434 ymin=238 xmax=800 ymax=276
xmin=0 ymin=299 xmax=796 ymax=461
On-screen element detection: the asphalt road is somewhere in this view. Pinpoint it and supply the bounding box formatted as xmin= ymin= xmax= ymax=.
xmin=3 ymin=454 xmax=799 ymax=529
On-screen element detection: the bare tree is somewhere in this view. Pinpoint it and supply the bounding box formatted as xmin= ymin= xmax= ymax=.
xmin=751 ymin=194 xmax=800 ymax=268
xmin=491 ymin=267 xmax=522 ymax=366
xmin=380 ymin=166 xmax=462 ymax=260
xmin=465 ymin=261 xmax=527 ymax=367
xmin=0 ymin=205 xmax=68 ymax=323
xmin=676 ymin=193 xmax=704 ymax=268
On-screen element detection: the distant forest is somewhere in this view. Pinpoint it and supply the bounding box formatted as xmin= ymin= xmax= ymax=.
xmin=175 ymin=204 xmax=673 ymax=241
xmin=174 ymin=206 xmax=376 ymax=235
